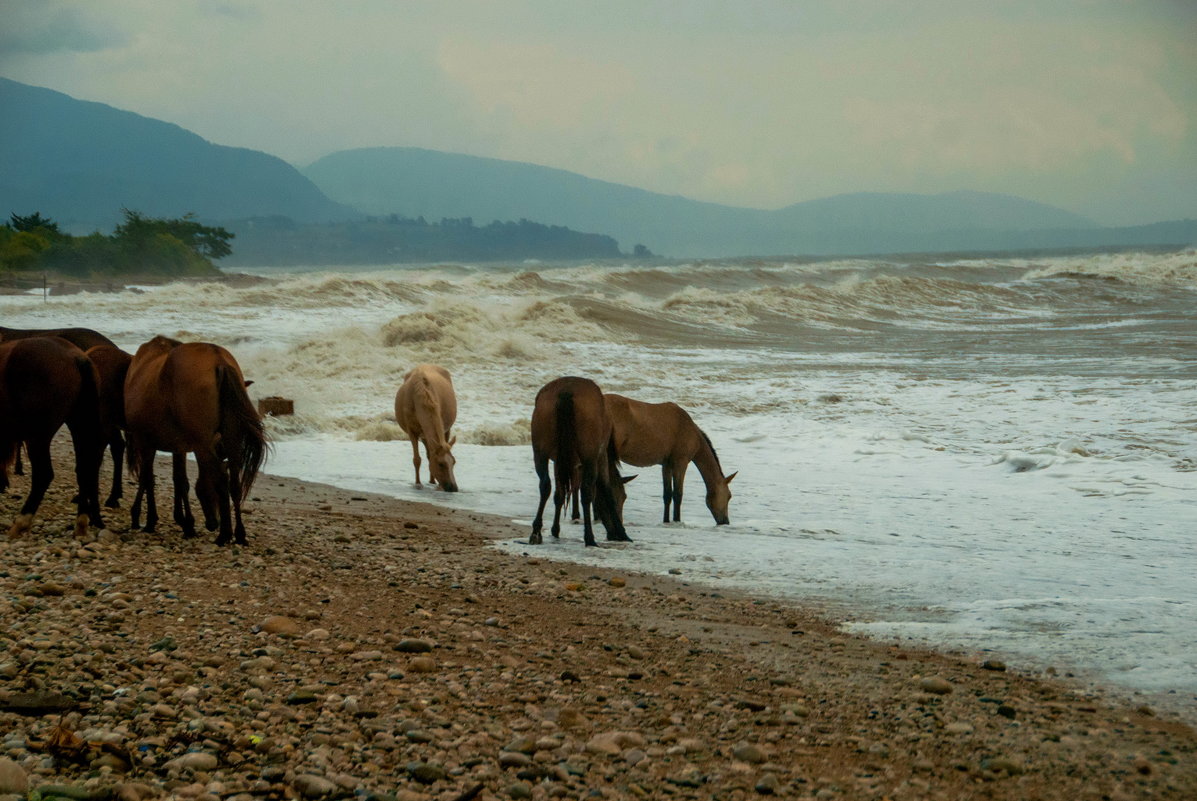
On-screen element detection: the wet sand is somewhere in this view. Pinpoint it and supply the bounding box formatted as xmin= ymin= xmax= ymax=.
xmin=1 ymin=441 xmax=1195 ymax=800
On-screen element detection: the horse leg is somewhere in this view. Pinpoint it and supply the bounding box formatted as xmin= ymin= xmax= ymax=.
xmin=530 ymin=452 xmax=551 ymax=545
xmin=410 ymin=438 xmax=423 ymax=486
xmin=199 ymin=452 xmax=234 ymax=546
xmin=551 ymin=470 xmax=568 ymax=539
xmin=579 ymin=463 xmax=598 ymax=547
xmin=7 ymin=438 xmax=52 ymax=538
xmin=670 ymin=463 xmax=687 ymax=523
xmin=67 ymin=420 xmax=105 ymax=536
xmin=660 ymin=464 xmax=673 ymax=524
xmin=227 ymin=454 xmax=248 ymax=546
xmin=104 ymin=431 xmax=125 ymax=508
xmin=137 ymin=445 xmax=159 ymax=533
xmin=172 ymin=453 xmax=197 ymax=537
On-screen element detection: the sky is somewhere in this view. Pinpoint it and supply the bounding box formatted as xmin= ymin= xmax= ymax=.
xmin=2 ymin=0 xmax=1195 ymax=226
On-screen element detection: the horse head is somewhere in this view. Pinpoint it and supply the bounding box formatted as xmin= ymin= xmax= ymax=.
xmin=706 ymin=471 xmax=736 ymax=525
xmin=430 ymin=435 xmax=458 ymax=493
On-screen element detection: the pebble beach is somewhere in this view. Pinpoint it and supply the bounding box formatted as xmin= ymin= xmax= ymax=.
xmin=1 ymin=443 xmax=1195 ymax=801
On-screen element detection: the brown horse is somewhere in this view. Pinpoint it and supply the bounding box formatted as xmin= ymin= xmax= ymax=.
xmin=84 ymin=345 xmax=132 ymax=508
xmin=124 ymin=335 xmax=267 ymax=545
xmin=1 ymin=326 xmax=117 ymax=476
xmin=394 ymin=364 xmax=459 ymax=492
xmin=530 ymin=376 xmax=631 ymax=547
xmin=603 ymin=393 xmax=736 ymax=525
xmin=0 ymin=336 xmax=105 ymax=538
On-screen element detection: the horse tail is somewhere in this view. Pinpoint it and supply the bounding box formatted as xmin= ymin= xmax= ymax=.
xmin=554 ymin=390 xmax=576 ymax=494
xmin=217 ymin=364 xmax=268 ymax=503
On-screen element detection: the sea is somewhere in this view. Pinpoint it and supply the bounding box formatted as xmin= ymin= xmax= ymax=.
xmin=3 ymin=249 xmax=1195 ymax=722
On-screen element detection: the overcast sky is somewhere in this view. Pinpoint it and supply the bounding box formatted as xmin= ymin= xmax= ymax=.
xmin=2 ymin=1 xmax=1195 ymax=225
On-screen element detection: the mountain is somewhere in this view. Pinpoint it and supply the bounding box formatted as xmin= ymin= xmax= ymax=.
xmin=303 ymin=147 xmax=1104 ymax=257
xmin=0 ymin=77 xmax=357 ymax=233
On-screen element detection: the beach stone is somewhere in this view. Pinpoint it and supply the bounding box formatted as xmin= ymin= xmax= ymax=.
xmin=498 ymin=751 xmax=532 ymax=768
xmin=113 ymin=782 xmax=157 ymax=801
xmin=919 ymin=676 xmax=954 ymax=695
xmin=507 ymin=782 xmax=532 ymax=799
xmin=733 ymin=743 xmax=767 ymax=764
xmin=405 ymin=762 xmax=446 ymax=784
xmin=754 ymin=772 xmax=780 ymax=795
xmin=982 ymin=659 xmax=1007 ymax=671
xmin=0 ymin=758 xmax=28 ymax=795
xmin=259 ymin=616 xmax=301 ymax=637
xmin=608 ymin=577 xmax=626 ymax=587
xmin=305 ymin=628 xmax=331 ymax=641
xmin=167 ymin=751 xmax=219 ymax=772
xmin=408 ymin=657 xmax=436 ymax=673
xmin=395 ymin=638 xmax=433 ymax=653
xmin=293 ymin=774 xmax=338 ymax=798
xmin=0 ymin=690 xmax=77 ymax=715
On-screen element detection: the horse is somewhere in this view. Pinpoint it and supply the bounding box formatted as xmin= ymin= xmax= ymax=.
xmin=0 ymin=326 xmax=117 ymax=475
xmin=600 ymin=393 xmax=736 ymax=525
xmin=0 ymin=325 xmax=117 ymax=350
xmin=83 ymin=345 xmax=133 ymax=508
xmin=0 ymin=336 xmax=105 ymax=538
xmin=530 ymin=376 xmax=631 ymax=547
xmin=123 ymin=335 xmax=267 ymax=545
xmin=394 ymin=364 xmax=459 ymax=492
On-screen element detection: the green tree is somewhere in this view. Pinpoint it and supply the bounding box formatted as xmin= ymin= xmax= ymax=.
xmin=9 ymin=211 xmax=61 ymax=236
xmin=113 ymin=209 xmax=234 ymax=260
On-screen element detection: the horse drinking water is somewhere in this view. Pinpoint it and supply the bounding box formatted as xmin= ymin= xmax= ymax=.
xmin=602 ymin=393 xmax=736 ymax=525
xmin=394 ymin=364 xmax=459 ymax=492
xmin=123 ymin=336 xmax=267 ymax=545
xmin=530 ymin=376 xmax=631 ymax=547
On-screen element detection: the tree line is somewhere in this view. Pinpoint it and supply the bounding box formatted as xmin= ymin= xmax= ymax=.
xmin=0 ymin=210 xmax=232 ymax=278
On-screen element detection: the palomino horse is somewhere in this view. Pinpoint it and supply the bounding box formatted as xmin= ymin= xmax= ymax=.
xmin=602 ymin=393 xmax=736 ymax=525
xmin=394 ymin=364 xmax=459 ymax=492
xmin=124 ymin=336 xmax=267 ymax=545
xmin=530 ymin=376 xmax=631 ymax=547
xmin=84 ymin=345 xmax=132 ymax=508
xmin=0 ymin=336 xmax=105 ymax=537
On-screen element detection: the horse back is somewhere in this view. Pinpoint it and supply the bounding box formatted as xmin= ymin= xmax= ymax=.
xmin=0 ymin=326 xmax=116 ymax=351
xmin=531 ymin=376 xmax=612 ymax=462
xmin=396 ymin=364 xmax=457 ymax=436
xmin=604 ymin=393 xmax=698 ymax=466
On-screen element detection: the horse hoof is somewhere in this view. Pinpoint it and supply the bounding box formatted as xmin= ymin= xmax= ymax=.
xmin=7 ymin=513 xmax=34 ymax=539
xmin=529 ymin=533 xmax=542 ymax=545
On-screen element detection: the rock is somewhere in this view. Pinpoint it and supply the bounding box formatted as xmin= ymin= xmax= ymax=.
xmin=981 ymin=659 xmax=1007 ymax=671
xmin=733 ymin=743 xmax=767 ymax=764
xmin=304 ymin=628 xmax=331 ymax=640
xmin=585 ymin=731 xmax=644 ymax=756
xmin=498 ymin=751 xmax=532 ymax=768
xmin=755 ymin=772 xmax=780 ymax=795
xmin=945 ymin=722 xmax=974 ymax=735
xmin=408 ymin=657 xmax=436 ymax=673
xmin=286 ymin=689 xmax=319 ymax=705
xmin=608 ymin=577 xmax=627 ymax=587
xmin=507 ymin=782 xmax=532 ymax=799
xmin=349 ymin=650 xmax=384 ymax=661
xmin=918 ymin=676 xmax=954 ymax=695
xmin=166 ymin=751 xmax=219 ymax=771
xmin=0 ymin=690 xmax=77 ymax=715
xmin=113 ymin=782 xmax=157 ymax=801
xmin=405 ymin=762 xmax=446 ymax=784
xmin=395 ymin=638 xmax=433 ymax=653
xmin=983 ymin=756 xmax=1025 ymax=775
xmin=0 ymin=758 xmax=28 ymax=795
xmin=293 ymin=774 xmax=339 ymax=798
xmin=258 ymin=615 xmax=301 ymax=637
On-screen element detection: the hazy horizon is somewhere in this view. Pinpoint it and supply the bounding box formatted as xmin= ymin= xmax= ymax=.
xmin=2 ymin=1 xmax=1195 ymax=227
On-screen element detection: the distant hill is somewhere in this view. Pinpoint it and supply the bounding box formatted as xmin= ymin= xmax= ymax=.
xmin=0 ymin=77 xmax=357 ymax=233
xmin=303 ymin=147 xmax=1110 ymax=257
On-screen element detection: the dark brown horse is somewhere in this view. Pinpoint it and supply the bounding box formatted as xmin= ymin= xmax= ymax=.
xmin=124 ymin=336 xmax=267 ymax=545
xmin=530 ymin=376 xmax=630 ymax=547
xmin=0 ymin=336 xmax=105 ymax=538
xmin=0 ymin=326 xmax=117 ymax=476
xmin=84 ymin=345 xmax=133 ymax=508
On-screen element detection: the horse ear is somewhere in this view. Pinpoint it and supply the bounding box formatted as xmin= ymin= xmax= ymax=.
xmin=244 ymin=379 xmax=254 ymax=387
xmin=725 ymin=471 xmax=737 ymax=484
xmin=622 ymin=474 xmax=637 ymax=484
xmin=448 ymin=435 xmax=457 ymax=448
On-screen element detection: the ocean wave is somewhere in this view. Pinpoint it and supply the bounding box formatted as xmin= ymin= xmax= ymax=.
xmin=1021 ymin=250 xmax=1197 ymax=289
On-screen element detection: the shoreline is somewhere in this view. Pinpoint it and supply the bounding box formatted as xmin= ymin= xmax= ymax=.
xmin=1 ymin=443 xmax=1195 ymax=800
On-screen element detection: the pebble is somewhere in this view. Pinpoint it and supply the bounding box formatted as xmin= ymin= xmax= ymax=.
xmin=292 ymin=774 xmax=338 ymax=798
xmin=408 ymin=656 xmax=437 ymax=673
xmin=918 ymin=676 xmax=954 ymax=695
xmin=166 ymin=752 xmax=219 ymax=772
xmin=258 ymin=615 xmax=301 ymax=637
xmin=733 ymin=743 xmax=767 ymax=764
xmin=754 ymin=772 xmax=780 ymax=795
xmin=395 ymin=638 xmax=433 ymax=653
xmin=0 ymin=758 xmax=28 ymax=795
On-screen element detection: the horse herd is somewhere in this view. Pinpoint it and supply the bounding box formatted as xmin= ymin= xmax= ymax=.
xmin=1 ymin=325 xmax=735 ymax=547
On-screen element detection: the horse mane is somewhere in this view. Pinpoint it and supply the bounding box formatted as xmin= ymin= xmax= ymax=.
xmin=697 ymin=426 xmax=723 ymax=472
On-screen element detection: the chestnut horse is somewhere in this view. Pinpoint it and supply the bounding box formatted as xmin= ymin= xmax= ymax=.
xmin=600 ymin=394 xmax=736 ymax=525
xmin=84 ymin=345 xmax=132 ymax=508
xmin=124 ymin=336 xmax=267 ymax=545
xmin=0 ymin=336 xmax=105 ymax=537
xmin=394 ymin=364 xmax=458 ymax=492
xmin=530 ymin=376 xmax=630 ymax=547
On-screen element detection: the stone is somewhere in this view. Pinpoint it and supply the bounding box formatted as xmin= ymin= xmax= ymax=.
xmin=167 ymin=751 xmax=219 ymax=772
xmin=395 ymin=638 xmax=433 ymax=653
xmin=733 ymin=743 xmax=767 ymax=764
xmin=258 ymin=616 xmax=301 ymax=637
xmin=0 ymin=690 xmax=77 ymax=715
xmin=293 ymin=774 xmax=338 ymax=798
xmin=0 ymin=758 xmax=28 ymax=795
xmin=754 ymin=772 xmax=780 ymax=795
xmin=918 ymin=676 xmax=954 ymax=695
xmin=408 ymin=657 xmax=436 ymax=673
